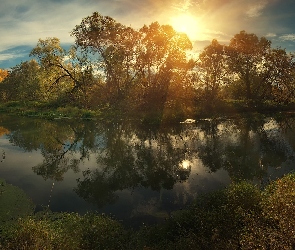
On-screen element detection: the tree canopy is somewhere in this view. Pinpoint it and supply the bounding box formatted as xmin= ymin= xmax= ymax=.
xmin=1 ymin=13 xmax=295 ymax=120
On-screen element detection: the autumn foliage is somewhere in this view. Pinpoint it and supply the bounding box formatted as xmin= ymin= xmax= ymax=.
xmin=1 ymin=12 xmax=295 ymax=120
xmin=0 ymin=69 xmax=8 ymax=82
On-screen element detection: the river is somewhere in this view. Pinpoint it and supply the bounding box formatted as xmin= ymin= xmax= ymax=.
xmin=0 ymin=113 xmax=294 ymax=227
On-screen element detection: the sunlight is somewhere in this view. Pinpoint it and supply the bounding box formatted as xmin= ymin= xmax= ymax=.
xmin=170 ymin=13 xmax=200 ymax=40
xmin=0 ymin=126 xmax=9 ymax=137
xmin=180 ymin=160 xmax=191 ymax=170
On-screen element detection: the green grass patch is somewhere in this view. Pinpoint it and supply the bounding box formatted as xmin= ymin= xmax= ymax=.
xmin=0 ymin=101 xmax=101 ymax=120
xmin=2 ymin=99 xmax=295 ymax=123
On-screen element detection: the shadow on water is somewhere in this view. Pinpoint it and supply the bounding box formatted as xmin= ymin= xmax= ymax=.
xmin=0 ymin=113 xmax=295 ymax=227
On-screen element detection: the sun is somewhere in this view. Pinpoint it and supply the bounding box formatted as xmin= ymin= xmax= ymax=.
xmin=170 ymin=13 xmax=200 ymax=40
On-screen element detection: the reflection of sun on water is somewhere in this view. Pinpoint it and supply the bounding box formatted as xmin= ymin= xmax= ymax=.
xmin=170 ymin=13 xmax=201 ymax=41
xmin=180 ymin=160 xmax=190 ymax=169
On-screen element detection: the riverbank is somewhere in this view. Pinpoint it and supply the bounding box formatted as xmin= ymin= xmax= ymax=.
xmin=1 ymin=173 xmax=295 ymax=249
xmin=1 ymin=99 xmax=295 ymax=123
xmin=0 ymin=101 xmax=99 ymax=120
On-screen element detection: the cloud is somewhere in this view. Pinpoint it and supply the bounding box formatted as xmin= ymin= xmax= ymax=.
xmin=172 ymin=0 xmax=195 ymax=12
xmin=0 ymin=0 xmax=180 ymax=66
xmin=246 ymin=1 xmax=268 ymax=17
xmin=0 ymin=0 xmax=277 ymax=52
xmin=266 ymin=33 xmax=277 ymax=37
xmin=0 ymin=53 xmax=26 ymax=62
xmin=0 ymin=46 xmax=32 ymax=69
xmin=0 ymin=0 xmax=294 ymax=68
xmin=280 ymin=34 xmax=295 ymax=41
xmin=0 ymin=1 xmax=76 ymax=50
xmin=0 ymin=0 xmax=178 ymax=51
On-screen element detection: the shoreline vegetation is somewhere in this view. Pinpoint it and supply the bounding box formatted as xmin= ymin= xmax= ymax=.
xmin=1 ymin=173 xmax=295 ymax=249
xmin=1 ymin=99 xmax=295 ymax=123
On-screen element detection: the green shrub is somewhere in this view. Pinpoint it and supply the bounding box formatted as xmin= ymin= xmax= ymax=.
xmin=4 ymin=101 xmax=22 ymax=108
xmin=0 ymin=212 xmax=127 ymax=250
xmin=81 ymin=110 xmax=96 ymax=119
xmin=240 ymin=173 xmax=295 ymax=249
xmin=2 ymin=174 xmax=295 ymax=249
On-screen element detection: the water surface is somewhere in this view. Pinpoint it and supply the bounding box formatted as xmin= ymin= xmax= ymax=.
xmin=0 ymin=114 xmax=294 ymax=227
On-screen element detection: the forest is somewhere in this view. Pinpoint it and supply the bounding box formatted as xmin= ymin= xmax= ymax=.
xmin=1 ymin=12 xmax=295 ymax=121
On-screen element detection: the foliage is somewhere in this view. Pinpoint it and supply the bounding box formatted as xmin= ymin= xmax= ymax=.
xmin=1 ymin=13 xmax=295 ymax=121
xmin=226 ymin=31 xmax=271 ymax=100
xmin=1 ymin=212 xmax=127 ymax=250
xmin=0 ymin=69 xmax=9 ymax=82
xmin=71 ymin=12 xmax=194 ymax=118
xmin=134 ymin=21 xmax=193 ymax=117
xmin=0 ymin=178 xmax=35 ymax=243
xmin=130 ymin=174 xmax=295 ymax=249
xmin=30 ymin=38 xmax=97 ymax=107
xmin=226 ymin=31 xmax=295 ymax=103
xmin=2 ymin=173 xmax=295 ymax=249
xmin=196 ymin=39 xmax=228 ymax=107
xmin=71 ymin=12 xmax=142 ymax=107
xmin=0 ymin=179 xmax=35 ymax=222
xmin=0 ymin=60 xmax=42 ymax=102
xmin=240 ymin=173 xmax=295 ymax=249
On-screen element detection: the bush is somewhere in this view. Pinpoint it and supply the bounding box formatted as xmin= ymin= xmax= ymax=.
xmin=1 ymin=212 xmax=127 ymax=250
xmin=2 ymin=174 xmax=295 ymax=249
xmin=133 ymin=177 xmax=294 ymax=249
xmin=240 ymin=173 xmax=295 ymax=249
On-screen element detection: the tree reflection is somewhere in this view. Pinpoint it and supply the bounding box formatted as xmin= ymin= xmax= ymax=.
xmin=1 ymin=116 xmax=101 ymax=181
xmin=1 ymin=114 xmax=295 ymax=209
xmin=0 ymin=116 xmax=192 ymax=208
xmin=32 ymin=148 xmax=80 ymax=181
xmin=75 ymin=122 xmax=191 ymax=207
xmin=197 ymin=116 xmax=295 ymax=181
xmin=31 ymin=121 xmax=103 ymax=181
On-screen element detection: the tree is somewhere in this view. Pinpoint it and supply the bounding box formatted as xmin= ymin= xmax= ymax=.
xmin=0 ymin=69 xmax=9 ymax=82
xmin=71 ymin=12 xmax=142 ymax=105
xmin=227 ymin=31 xmax=271 ymax=100
xmin=196 ymin=39 xmax=228 ymax=104
xmin=30 ymin=38 xmax=95 ymax=107
xmin=0 ymin=60 xmax=41 ymax=102
xmin=135 ymin=22 xmax=193 ymax=117
xmin=71 ymin=13 xmax=194 ymax=117
xmin=260 ymin=48 xmax=295 ymax=103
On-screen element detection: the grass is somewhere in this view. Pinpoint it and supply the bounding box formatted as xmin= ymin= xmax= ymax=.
xmin=2 ymin=99 xmax=295 ymax=124
xmin=0 ymin=101 xmax=100 ymax=120
xmin=1 ymin=173 xmax=295 ymax=249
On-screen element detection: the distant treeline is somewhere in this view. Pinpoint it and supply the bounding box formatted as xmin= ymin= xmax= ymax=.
xmin=0 ymin=12 xmax=295 ymax=120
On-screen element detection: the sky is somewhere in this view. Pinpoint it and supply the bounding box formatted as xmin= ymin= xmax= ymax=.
xmin=1 ymin=0 xmax=295 ymax=69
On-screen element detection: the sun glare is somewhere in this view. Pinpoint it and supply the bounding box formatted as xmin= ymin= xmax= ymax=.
xmin=170 ymin=13 xmax=200 ymax=40
xmin=180 ymin=160 xmax=191 ymax=170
